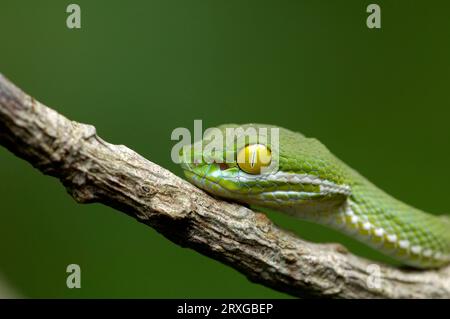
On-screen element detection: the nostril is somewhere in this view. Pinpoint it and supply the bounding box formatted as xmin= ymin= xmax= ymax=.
xmin=219 ymin=163 xmax=229 ymax=171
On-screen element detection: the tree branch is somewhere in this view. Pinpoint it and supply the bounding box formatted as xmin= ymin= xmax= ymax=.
xmin=0 ymin=73 xmax=449 ymax=299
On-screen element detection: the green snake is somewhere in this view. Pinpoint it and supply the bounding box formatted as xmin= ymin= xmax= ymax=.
xmin=180 ymin=124 xmax=450 ymax=269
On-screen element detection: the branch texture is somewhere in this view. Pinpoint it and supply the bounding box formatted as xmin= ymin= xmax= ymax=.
xmin=1 ymin=73 xmax=449 ymax=298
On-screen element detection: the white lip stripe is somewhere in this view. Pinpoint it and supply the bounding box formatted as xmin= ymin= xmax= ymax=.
xmin=235 ymin=171 xmax=351 ymax=196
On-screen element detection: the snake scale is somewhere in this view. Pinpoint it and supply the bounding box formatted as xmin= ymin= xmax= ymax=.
xmin=180 ymin=124 xmax=450 ymax=269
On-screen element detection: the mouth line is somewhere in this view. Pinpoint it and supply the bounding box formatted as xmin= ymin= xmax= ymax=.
xmin=183 ymin=169 xmax=324 ymax=200
xmin=181 ymin=157 xmax=353 ymax=198
xmin=183 ymin=168 xmax=221 ymax=187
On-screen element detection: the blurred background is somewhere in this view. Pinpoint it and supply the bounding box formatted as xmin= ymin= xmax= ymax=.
xmin=0 ymin=0 xmax=449 ymax=298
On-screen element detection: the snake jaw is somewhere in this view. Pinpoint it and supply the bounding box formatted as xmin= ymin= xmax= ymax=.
xmin=182 ymin=160 xmax=349 ymax=215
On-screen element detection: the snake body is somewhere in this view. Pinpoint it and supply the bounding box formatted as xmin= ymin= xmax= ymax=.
xmin=180 ymin=124 xmax=450 ymax=268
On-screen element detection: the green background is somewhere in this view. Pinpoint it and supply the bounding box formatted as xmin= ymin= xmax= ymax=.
xmin=0 ymin=0 xmax=449 ymax=298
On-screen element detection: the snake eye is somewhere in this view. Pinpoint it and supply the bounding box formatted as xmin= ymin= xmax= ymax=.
xmin=237 ymin=144 xmax=272 ymax=174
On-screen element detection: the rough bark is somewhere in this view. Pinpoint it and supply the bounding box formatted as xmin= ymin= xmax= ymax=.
xmin=0 ymin=73 xmax=449 ymax=299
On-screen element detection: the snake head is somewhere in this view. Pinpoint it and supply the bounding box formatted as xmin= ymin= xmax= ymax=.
xmin=179 ymin=123 xmax=350 ymax=214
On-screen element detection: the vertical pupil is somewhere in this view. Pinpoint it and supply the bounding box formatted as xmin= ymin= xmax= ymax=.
xmin=250 ymin=147 xmax=257 ymax=168
xmin=236 ymin=144 xmax=271 ymax=174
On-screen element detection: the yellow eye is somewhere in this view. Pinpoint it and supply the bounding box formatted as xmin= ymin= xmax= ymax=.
xmin=237 ymin=144 xmax=272 ymax=174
